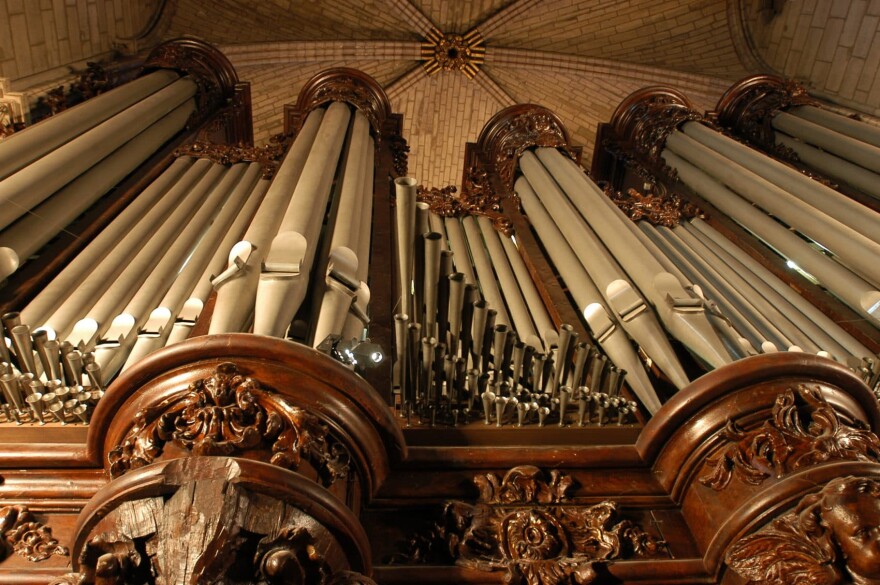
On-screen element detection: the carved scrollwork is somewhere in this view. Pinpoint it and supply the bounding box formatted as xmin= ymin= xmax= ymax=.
xmin=175 ymin=134 xmax=289 ymax=179
xmin=605 ymin=185 xmax=703 ymax=228
xmin=715 ymin=75 xmax=817 ymax=160
xmin=700 ymin=385 xmax=880 ymax=491
xmin=393 ymin=465 xmax=665 ymax=585
xmin=388 ymin=133 xmax=409 ymax=177
xmin=256 ymin=527 xmax=330 ymax=584
xmin=418 ymin=177 xmax=512 ymax=236
xmin=294 ymin=69 xmax=392 ymax=138
xmin=478 ymin=106 xmax=576 ymax=195
xmin=0 ymin=505 xmax=68 ymax=563
xmin=107 ymin=363 xmax=351 ymax=486
xmin=144 ymin=38 xmax=240 ymax=130
xmin=725 ymin=475 xmax=880 ymax=585
xmin=608 ymin=87 xmax=703 ymax=180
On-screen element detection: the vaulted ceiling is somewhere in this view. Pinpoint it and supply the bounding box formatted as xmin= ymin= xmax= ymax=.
xmin=150 ymin=0 xmax=871 ymax=190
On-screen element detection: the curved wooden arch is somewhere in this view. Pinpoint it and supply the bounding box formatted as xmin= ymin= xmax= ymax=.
xmin=291 ymin=67 xmax=393 ymax=136
xmin=86 ymin=334 xmax=406 ymax=499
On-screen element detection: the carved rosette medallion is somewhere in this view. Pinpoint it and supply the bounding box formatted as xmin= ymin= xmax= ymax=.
xmin=715 ymin=74 xmax=818 ymax=162
xmin=175 ymin=134 xmax=289 ymax=179
xmin=394 ymin=466 xmax=665 ymax=585
xmin=0 ymin=505 xmax=68 ymax=563
xmin=107 ymin=363 xmax=351 ymax=485
xmin=606 ymin=185 xmax=703 ymax=228
xmin=700 ymin=385 xmax=880 ymax=491
xmin=725 ymin=475 xmax=880 ymax=585
xmin=421 ymin=29 xmax=486 ymax=79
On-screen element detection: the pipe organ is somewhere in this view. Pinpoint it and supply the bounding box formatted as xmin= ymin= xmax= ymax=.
xmin=0 ymin=41 xmax=878 ymax=585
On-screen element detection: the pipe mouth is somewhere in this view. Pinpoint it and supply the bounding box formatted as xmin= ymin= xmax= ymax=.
xmin=394 ymin=177 xmax=418 ymax=187
xmin=0 ymin=247 xmax=19 ymax=281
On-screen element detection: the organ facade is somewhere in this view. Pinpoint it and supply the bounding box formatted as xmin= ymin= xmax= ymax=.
xmin=0 ymin=7 xmax=878 ymax=584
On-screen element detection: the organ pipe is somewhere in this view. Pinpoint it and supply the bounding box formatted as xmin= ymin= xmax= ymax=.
xmin=210 ymin=108 xmax=325 ymax=334
xmin=0 ymin=100 xmax=195 ymax=280
xmin=514 ymin=177 xmax=660 ymax=412
xmin=661 ymin=149 xmax=880 ymax=325
xmin=0 ymin=70 xmax=180 ymax=180
xmin=0 ymin=78 xmax=197 ymax=232
xmin=535 ymin=147 xmax=731 ymax=371
xmin=256 ymin=101 xmax=351 ymax=337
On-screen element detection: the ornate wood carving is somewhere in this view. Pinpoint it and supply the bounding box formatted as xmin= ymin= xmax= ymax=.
xmin=174 ymin=134 xmax=289 ymax=179
xmin=388 ymin=133 xmax=409 ymax=177
xmin=476 ymin=105 xmax=577 ymax=195
xmin=144 ymin=38 xmax=241 ymax=133
xmin=394 ymin=465 xmax=664 ymax=584
xmin=421 ymin=29 xmax=485 ymax=79
xmin=59 ymin=456 xmax=372 ymax=585
xmin=725 ymin=475 xmax=880 ymax=585
xmin=292 ymin=68 xmax=392 ymax=137
xmin=415 ymin=180 xmax=513 ymax=235
xmin=605 ymin=185 xmax=704 ymax=228
xmin=107 ymin=363 xmax=351 ymax=486
xmin=608 ymin=87 xmax=703 ymax=176
xmin=714 ymin=74 xmax=818 ymax=161
xmin=700 ymin=385 xmax=880 ymax=491
xmin=0 ymin=505 xmax=68 ymax=563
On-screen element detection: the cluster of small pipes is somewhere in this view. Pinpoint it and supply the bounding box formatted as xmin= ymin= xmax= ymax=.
xmin=0 ymin=312 xmax=104 ymax=425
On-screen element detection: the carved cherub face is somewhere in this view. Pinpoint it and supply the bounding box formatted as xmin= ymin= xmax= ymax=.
xmin=822 ymin=478 xmax=880 ymax=583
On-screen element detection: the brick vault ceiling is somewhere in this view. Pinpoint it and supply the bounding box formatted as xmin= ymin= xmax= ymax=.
xmin=163 ymin=0 xmax=751 ymax=189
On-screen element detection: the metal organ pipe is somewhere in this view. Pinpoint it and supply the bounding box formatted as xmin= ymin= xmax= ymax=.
xmin=476 ymin=216 xmax=541 ymax=349
xmin=774 ymin=133 xmax=880 ymax=200
xmin=443 ymin=217 xmax=478 ymax=287
xmin=313 ymin=111 xmax=371 ymax=347
xmin=0 ymin=70 xmax=180 ymax=180
xmin=461 ymin=216 xmax=511 ymax=328
xmin=520 ymin=150 xmax=695 ymax=388
xmin=93 ymin=163 xmax=253 ymax=377
xmin=210 ymin=107 xmax=325 ymax=334
xmin=499 ymin=232 xmax=557 ymax=350
xmin=790 ymin=105 xmax=880 ymax=147
xmin=122 ymin=166 xmax=270 ymax=370
xmin=514 ymin=177 xmax=660 ymax=412
xmin=255 ymin=102 xmax=352 ymax=338
xmin=665 ymin=130 xmax=880 ymax=287
xmin=661 ymin=149 xmax=880 ymax=324
xmin=55 ymin=160 xmax=225 ymax=346
xmin=0 ymin=77 xmax=198 ymax=232
xmin=22 ymin=157 xmax=196 ymax=327
xmin=682 ymin=220 xmax=860 ymax=361
xmin=681 ymin=122 xmax=880 ymax=241
xmin=535 ymin=146 xmax=731 ymax=371
xmin=772 ymin=111 xmax=880 ymax=174
xmin=342 ymin=136 xmax=375 ymax=341
xmin=0 ymin=100 xmax=195 ymax=280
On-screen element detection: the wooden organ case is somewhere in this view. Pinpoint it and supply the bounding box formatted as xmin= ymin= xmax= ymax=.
xmin=0 ymin=37 xmax=877 ymax=584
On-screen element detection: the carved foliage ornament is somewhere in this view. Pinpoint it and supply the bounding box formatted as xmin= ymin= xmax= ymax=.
xmin=492 ymin=111 xmax=574 ymax=194
xmin=726 ymin=475 xmax=880 ymax=585
xmin=609 ymin=90 xmax=703 ymax=179
xmin=716 ymin=75 xmax=817 ymax=159
xmin=605 ymin=185 xmax=703 ymax=228
xmin=394 ymin=465 xmax=665 ymax=585
xmin=311 ymin=80 xmax=382 ymax=136
xmin=0 ymin=505 xmax=68 ymax=563
xmin=700 ymin=385 xmax=880 ymax=491
xmin=175 ymin=134 xmax=290 ymax=179
xmin=107 ymin=363 xmax=350 ymax=485
xmin=415 ymin=181 xmax=513 ymax=236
